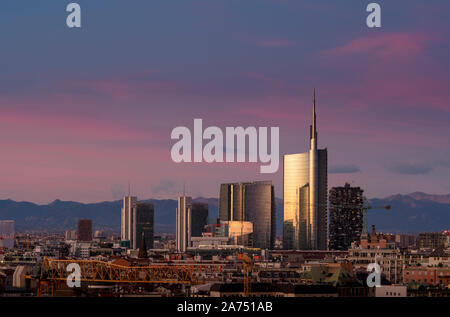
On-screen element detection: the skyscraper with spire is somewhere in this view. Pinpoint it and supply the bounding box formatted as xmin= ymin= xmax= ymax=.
xmin=283 ymin=90 xmax=328 ymax=250
xmin=121 ymin=191 xmax=154 ymax=250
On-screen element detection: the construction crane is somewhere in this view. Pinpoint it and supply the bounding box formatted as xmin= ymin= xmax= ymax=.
xmin=37 ymin=257 xmax=224 ymax=296
xmin=360 ymin=197 xmax=391 ymax=238
xmin=241 ymin=254 xmax=252 ymax=297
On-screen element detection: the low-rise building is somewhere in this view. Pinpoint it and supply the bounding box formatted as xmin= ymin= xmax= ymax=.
xmin=374 ymin=285 xmax=407 ymax=297
xmin=403 ymin=266 xmax=450 ymax=287
xmin=348 ymin=247 xmax=403 ymax=283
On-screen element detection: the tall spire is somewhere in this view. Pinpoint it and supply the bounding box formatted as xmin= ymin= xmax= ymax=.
xmin=310 ymin=88 xmax=317 ymax=148
xmin=138 ymin=232 xmax=148 ymax=259
xmin=313 ymin=88 xmax=316 ymax=136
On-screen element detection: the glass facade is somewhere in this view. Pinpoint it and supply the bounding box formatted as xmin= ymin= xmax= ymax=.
xmin=219 ymin=181 xmax=276 ymax=249
xmin=0 ymin=220 xmax=15 ymax=249
xmin=244 ymin=181 xmax=276 ymax=250
xmin=191 ymin=202 xmax=208 ymax=237
xmin=317 ymin=149 xmax=328 ymax=250
xmin=176 ymin=196 xmax=192 ymax=252
xmin=135 ymin=203 xmax=154 ymax=249
xmin=282 ymin=92 xmax=328 ymax=250
xmin=283 ymin=150 xmax=328 ymax=250
xmin=121 ymin=197 xmax=154 ymax=249
xmin=283 ymin=153 xmax=309 ymax=250
xmin=219 ymin=184 xmax=244 ymax=221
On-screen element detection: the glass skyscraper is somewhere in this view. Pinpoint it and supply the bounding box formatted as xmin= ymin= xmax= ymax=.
xmin=121 ymin=196 xmax=154 ymax=249
xmin=121 ymin=196 xmax=137 ymax=243
xmin=219 ymin=181 xmax=276 ymax=249
xmin=191 ymin=202 xmax=209 ymax=237
xmin=283 ymin=90 xmax=328 ymax=250
xmin=176 ymin=195 xmax=192 ymax=252
xmin=135 ymin=203 xmax=155 ymax=250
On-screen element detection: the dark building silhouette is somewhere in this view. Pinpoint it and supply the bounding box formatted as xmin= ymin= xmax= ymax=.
xmin=219 ymin=181 xmax=276 ymax=249
xmin=191 ymin=203 xmax=208 ymax=237
xmin=134 ymin=203 xmax=154 ymax=249
xmin=77 ymin=219 xmax=92 ymax=242
xmin=138 ymin=232 xmax=148 ymax=259
xmin=329 ymin=183 xmax=364 ymax=250
xmin=417 ymin=232 xmax=446 ymax=249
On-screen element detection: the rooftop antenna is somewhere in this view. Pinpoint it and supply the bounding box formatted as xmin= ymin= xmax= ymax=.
xmin=128 ymin=181 xmax=131 ymax=196
xmin=183 ymin=181 xmax=186 ymax=196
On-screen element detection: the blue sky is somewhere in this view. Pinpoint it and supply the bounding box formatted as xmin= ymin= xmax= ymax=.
xmin=0 ymin=1 xmax=449 ymax=203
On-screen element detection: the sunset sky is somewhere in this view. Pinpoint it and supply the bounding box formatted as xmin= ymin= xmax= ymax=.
xmin=0 ymin=1 xmax=449 ymax=203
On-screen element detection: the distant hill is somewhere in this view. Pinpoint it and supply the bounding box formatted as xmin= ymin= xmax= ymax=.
xmin=368 ymin=192 xmax=450 ymax=233
xmin=383 ymin=192 xmax=450 ymax=204
xmin=0 ymin=198 xmax=219 ymax=235
xmin=0 ymin=192 xmax=448 ymax=234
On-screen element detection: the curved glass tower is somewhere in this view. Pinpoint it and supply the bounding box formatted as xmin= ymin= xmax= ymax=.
xmin=219 ymin=181 xmax=276 ymax=249
xmin=283 ymin=90 xmax=328 ymax=250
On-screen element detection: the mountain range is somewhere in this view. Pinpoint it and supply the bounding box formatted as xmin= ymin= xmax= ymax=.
xmin=0 ymin=192 xmax=448 ymax=235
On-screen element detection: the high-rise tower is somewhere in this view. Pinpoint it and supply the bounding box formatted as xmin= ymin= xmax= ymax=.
xmin=219 ymin=181 xmax=276 ymax=249
xmin=77 ymin=219 xmax=92 ymax=242
xmin=329 ymin=183 xmax=364 ymax=250
xmin=191 ymin=203 xmax=209 ymax=238
xmin=176 ymin=195 xmax=192 ymax=252
xmin=121 ymin=196 xmax=154 ymax=249
xmin=283 ymin=90 xmax=328 ymax=250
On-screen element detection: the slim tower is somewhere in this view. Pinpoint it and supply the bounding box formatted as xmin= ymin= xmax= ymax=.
xmin=121 ymin=195 xmax=137 ymax=242
xmin=283 ymin=90 xmax=328 ymax=250
xmin=176 ymin=195 xmax=192 ymax=252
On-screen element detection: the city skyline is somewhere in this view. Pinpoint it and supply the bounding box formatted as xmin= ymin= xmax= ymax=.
xmin=0 ymin=1 xmax=449 ymax=204
xmin=1 ymin=1 xmax=450 ymax=303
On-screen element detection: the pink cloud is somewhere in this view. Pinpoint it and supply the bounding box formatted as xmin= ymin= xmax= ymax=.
xmin=322 ymin=32 xmax=428 ymax=59
xmin=86 ymin=78 xmax=185 ymax=101
xmin=0 ymin=109 xmax=152 ymax=143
